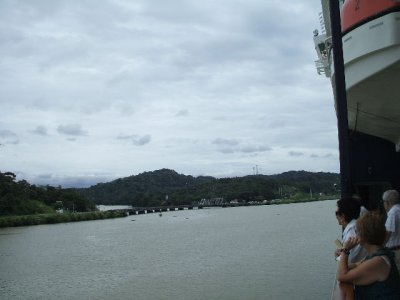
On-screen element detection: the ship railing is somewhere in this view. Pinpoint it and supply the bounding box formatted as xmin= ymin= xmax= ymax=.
xmin=315 ymin=60 xmax=331 ymax=77
xmin=313 ymin=30 xmax=332 ymax=77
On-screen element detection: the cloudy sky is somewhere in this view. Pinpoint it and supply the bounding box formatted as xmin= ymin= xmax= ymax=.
xmin=0 ymin=0 xmax=339 ymax=188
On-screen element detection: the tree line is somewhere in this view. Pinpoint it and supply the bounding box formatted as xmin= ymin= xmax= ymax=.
xmin=0 ymin=171 xmax=96 ymax=216
xmin=0 ymin=169 xmax=340 ymax=216
xmin=77 ymin=169 xmax=340 ymax=207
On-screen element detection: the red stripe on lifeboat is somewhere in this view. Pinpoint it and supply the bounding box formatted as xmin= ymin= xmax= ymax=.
xmin=341 ymin=0 xmax=400 ymax=33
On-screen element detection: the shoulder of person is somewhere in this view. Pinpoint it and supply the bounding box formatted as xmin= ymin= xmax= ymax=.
xmin=388 ymin=205 xmax=400 ymax=217
xmin=346 ymin=220 xmax=358 ymax=235
xmin=339 ymin=254 xmax=390 ymax=284
xmin=366 ymin=255 xmax=391 ymax=275
xmin=360 ymin=255 xmax=389 ymax=270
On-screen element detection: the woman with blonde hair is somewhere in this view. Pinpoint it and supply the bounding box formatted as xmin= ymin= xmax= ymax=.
xmin=337 ymin=212 xmax=400 ymax=299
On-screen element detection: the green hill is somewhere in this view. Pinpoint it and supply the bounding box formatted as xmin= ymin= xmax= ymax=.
xmin=76 ymin=169 xmax=340 ymax=206
xmin=0 ymin=169 xmax=340 ymax=215
xmin=0 ymin=171 xmax=96 ymax=216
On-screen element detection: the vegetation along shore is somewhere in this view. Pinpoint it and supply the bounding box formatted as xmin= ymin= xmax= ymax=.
xmin=0 ymin=210 xmax=127 ymax=228
xmin=0 ymin=169 xmax=340 ymax=228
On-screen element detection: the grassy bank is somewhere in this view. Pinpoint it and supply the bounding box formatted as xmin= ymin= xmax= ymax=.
xmin=0 ymin=210 xmax=127 ymax=228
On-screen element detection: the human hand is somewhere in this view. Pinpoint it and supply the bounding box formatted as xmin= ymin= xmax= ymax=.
xmin=343 ymin=236 xmax=359 ymax=250
xmin=334 ymin=248 xmax=341 ymax=257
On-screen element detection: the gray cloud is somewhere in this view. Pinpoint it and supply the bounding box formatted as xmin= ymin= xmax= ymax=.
xmin=310 ymin=153 xmax=334 ymax=159
xmin=133 ymin=135 xmax=151 ymax=146
xmin=118 ymin=104 xmax=135 ymax=117
xmin=31 ymin=173 xmax=116 ymax=188
xmin=241 ymin=145 xmax=271 ymax=153
xmin=117 ymin=134 xmax=136 ymax=140
xmin=0 ymin=0 xmax=340 ymax=186
xmin=267 ymin=120 xmax=286 ymax=129
xmin=57 ymin=124 xmax=87 ymax=136
xmin=212 ymin=138 xmax=239 ymax=146
xmin=217 ymin=144 xmax=271 ymax=154
xmin=0 ymin=129 xmax=19 ymax=145
xmin=1 ymin=139 xmax=19 ymax=145
xmin=220 ymin=148 xmax=235 ymax=154
xmin=0 ymin=129 xmax=16 ymax=138
xmin=176 ymin=109 xmax=189 ymax=117
xmin=31 ymin=126 xmax=48 ymax=136
xmin=288 ymin=151 xmax=304 ymax=157
xmin=116 ymin=134 xmax=151 ymax=146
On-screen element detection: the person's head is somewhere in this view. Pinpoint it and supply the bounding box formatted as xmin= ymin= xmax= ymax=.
xmin=382 ymin=189 xmax=400 ymax=212
xmin=336 ymin=198 xmax=361 ymax=225
xmin=356 ymin=212 xmax=386 ymax=246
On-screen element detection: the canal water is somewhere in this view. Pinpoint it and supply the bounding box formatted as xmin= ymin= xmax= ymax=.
xmin=0 ymin=200 xmax=339 ymax=300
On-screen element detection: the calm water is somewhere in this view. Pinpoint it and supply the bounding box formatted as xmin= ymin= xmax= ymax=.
xmin=0 ymin=200 xmax=339 ymax=300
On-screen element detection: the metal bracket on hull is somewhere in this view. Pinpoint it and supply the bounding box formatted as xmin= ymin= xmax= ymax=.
xmin=313 ymin=31 xmax=332 ymax=77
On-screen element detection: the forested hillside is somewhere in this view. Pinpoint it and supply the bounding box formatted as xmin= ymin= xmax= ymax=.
xmin=0 ymin=171 xmax=96 ymax=216
xmin=0 ymin=169 xmax=340 ymax=215
xmin=77 ymin=169 xmax=340 ymax=206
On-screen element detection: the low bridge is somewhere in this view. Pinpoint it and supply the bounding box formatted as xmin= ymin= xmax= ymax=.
xmin=128 ymin=205 xmax=204 ymax=215
xmin=112 ymin=202 xmax=268 ymax=216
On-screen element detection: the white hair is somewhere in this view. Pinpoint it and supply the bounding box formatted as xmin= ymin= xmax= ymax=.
xmin=382 ymin=189 xmax=400 ymax=205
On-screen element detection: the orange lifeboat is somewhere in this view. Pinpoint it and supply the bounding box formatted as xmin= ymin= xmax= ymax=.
xmin=341 ymin=0 xmax=400 ymax=33
xmin=339 ymin=0 xmax=400 ymax=145
xmin=314 ymin=0 xmax=400 ymax=153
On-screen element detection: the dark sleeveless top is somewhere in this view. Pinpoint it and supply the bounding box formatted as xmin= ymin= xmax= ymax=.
xmin=355 ymin=248 xmax=400 ymax=300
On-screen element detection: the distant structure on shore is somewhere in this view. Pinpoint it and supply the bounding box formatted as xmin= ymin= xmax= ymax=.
xmin=199 ymin=198 xmax=225 ymax=206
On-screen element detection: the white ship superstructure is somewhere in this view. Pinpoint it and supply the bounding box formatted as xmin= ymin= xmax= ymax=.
xmin=314 ymin=0 xmax=400 ymax=146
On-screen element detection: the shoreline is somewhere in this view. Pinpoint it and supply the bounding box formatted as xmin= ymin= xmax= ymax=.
xmin=0 ymin=197 xmax=337 ymax=228
xmin=0 ymin=210 xmax=127 ymax=228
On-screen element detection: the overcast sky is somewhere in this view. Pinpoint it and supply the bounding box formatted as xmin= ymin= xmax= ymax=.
xmin=0 ymin=0 xmax=338 ymax=188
